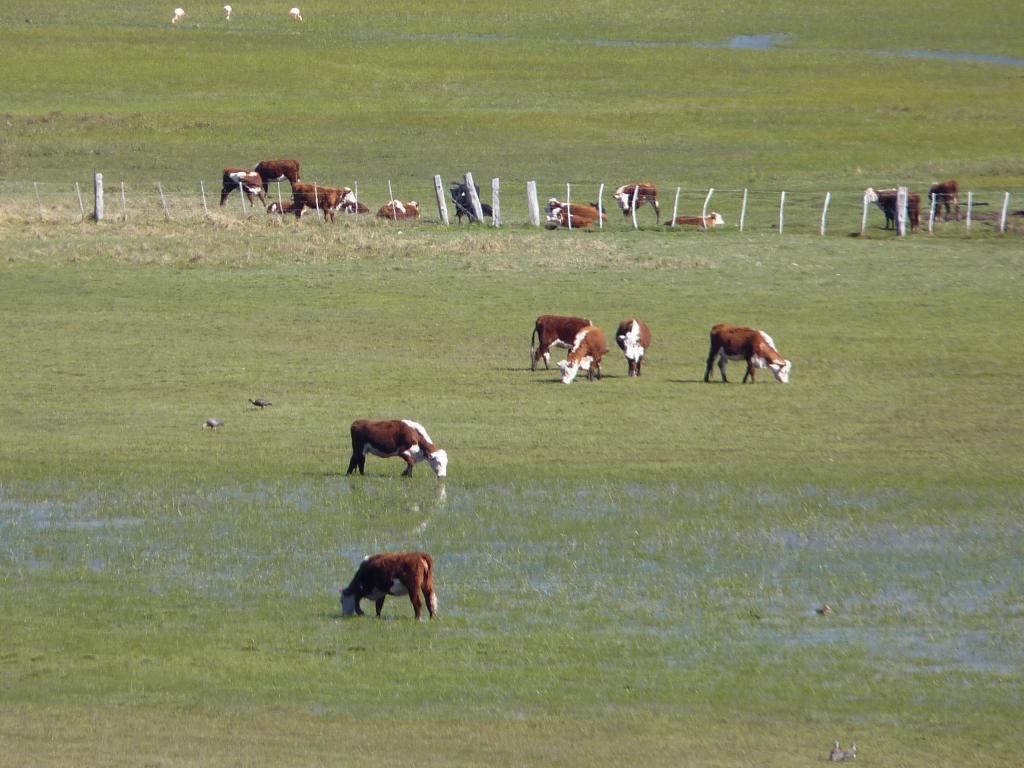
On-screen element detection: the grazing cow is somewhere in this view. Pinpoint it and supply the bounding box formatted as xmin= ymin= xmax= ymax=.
xmin=865 ymin=187 xmax=921 ymax=232
xmin=172 ymin=7 xmax=186 ymax=23
xmin=347 ymin=419 xmax=448 ymax=477
xmin=615 ymin=318 xmax=652 ymax=377
xmin=704 ymin=324 xmax=792 ymax=384
xmin=340 ymin=552 xmax=438 ymax=619
xmin=666 ymin=212 xmax=725 ymax=228
xmin=557 ymin=325 xmax=609 ymax=384
xmin=255 ymin=159 xmax=301 ymax=188
xmin=266 ymin=200 xmax=308 ymax=217
xmin=289 ymin=182 xmax=354 ymax=221
xmin=613 ymin=182 xmax=660 ymax=223
xmin=376 ymin=200 xmax=421 ymax=220
xmin=530 ymin=314 xmax=592 ymax=371
xmin=544 ymin=199 xmax=607 ymax=229
xmin=929 ymin=179 xmax=960 ymax=221
xmin=449 ymin=183 xmax=493 ymax=223
xmin=219 ymin=168 xmax=266 ymax=206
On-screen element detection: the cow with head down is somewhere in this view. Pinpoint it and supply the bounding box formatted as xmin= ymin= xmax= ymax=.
xmin=615 ymin=318 xmax=652 ymax=377
xmin=704 ymin=324 xmax=792 ymax=384
xmin=557 ymin=325 xmax=609 ymax=384
xmin=289 ymin=182 xmax=354 ymax=222
xmin=865 ymin=187 xmax=921 ymax=233
xmin=449 ymin=183 xmax=493 ymax=223
xmin=531 ymin=314 xmax=591 ymax=371
xmin=347 ymin=419 xmax=448 ymax=477
xmin=340 ymin=552 xmax=438 ymax=619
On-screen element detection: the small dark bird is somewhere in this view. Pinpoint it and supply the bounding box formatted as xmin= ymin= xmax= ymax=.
xmin=829 ymin=741 xmax=844 ymax=762
xmin=249 ymin=398 xmax=272 ymax=409
xmin=202 ymin=418 xmax=224 ymax=430
xmin=815 ymin=604 xmax=833 ymax=616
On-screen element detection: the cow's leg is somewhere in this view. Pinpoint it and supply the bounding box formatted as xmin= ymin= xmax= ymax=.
xmin=717 ymin=354 xmax=730 ymax=383
xmin=400 ymin=451 xmax=416 ymax=476
xmin=346 ymin=451 xmax=363 ymax=475
xmin=743 ymin=361 xmax=756 ymax=383
xmin=219 ymin=186 xmax=231 ymax=206
xmin=409 ymin=589 xmax=424 ymax=620
xmin=423 ymin=585 xmax=437 ymax=618
xmin=375 ymin=597 xmax=385 ymax=617
xmin=653 ymin=199 xmax=661 ymax=224
xmin=354 ymin=598 xmax=365 ymax=616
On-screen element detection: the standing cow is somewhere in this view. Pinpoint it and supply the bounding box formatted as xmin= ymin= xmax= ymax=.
xmin=557 ymin=325 xmax=609 ymax=384
xmin=347 ymin=419 xmax=448 ymax=477
xmin=219 ymin=168 xmax=266 ymax=206
xmin=929 ymin=179 xmax=960 ymax=221
xmin=340 ymin=552 xmax=438 ymax=620
xmin=615 ymin=318 xmax=652 ymax=377
xmin=449 ymin=183 xmax=493 ymax=223
xmin=704 ymin=324 xmax=792 ymax=384
xmin=865 ymin=187 xmax=921 ymax=233
xmin=613 ymin=182 xmax=660 ymax=223
xmin=531 ymin=314 xmax=592 ymax=371
xmin=255 ymin=159 xmax=301 ymax=188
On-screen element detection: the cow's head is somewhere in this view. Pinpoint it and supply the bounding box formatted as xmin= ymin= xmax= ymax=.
xmin=340 ymin=585 xmax=359 ymax=616
xmin=709 ymin=212 xmax=725 ymax=227
xmin=426 ymin=449 xmax=448 ymax=478
xmin=769 ymin=359 xmax=792 ymax=384
xmin=864 ymin=187 xmax=879 ymax=204
xmin=558 ymin=356 xmax=591 ymax=384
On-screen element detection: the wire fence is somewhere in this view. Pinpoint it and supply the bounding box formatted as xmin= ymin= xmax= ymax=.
xmin=4 ymin=176 xmax=1022 ymax=236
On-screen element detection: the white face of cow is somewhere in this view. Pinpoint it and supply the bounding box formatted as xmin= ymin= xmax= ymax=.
xmin=427 ymin=449 xmax=448 ymax=478
xmin=710 ymin=212 xmax=725 ymax=227
xmin=770 ymin=359 xmax=792 ymax=384
xmin=864 ymin=187 xmax=879 ymax=204
xmin=619 ymin=321 xmax=645 ymax=362
xmin=558 ymin=357 xmax=591 ymax=384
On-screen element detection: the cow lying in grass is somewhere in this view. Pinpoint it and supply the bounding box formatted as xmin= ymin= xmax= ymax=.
xmin=340 ymin=552 xmax=437 ymax=619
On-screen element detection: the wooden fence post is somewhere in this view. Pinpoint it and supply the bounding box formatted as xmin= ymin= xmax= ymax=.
xmin=999 ymin=192 xmax=1010 ymax=233
xmin=75 ymin=182 xmax=85 ymax=220
xmin=896 ymin=186 xmax=907 ymax=237
xmin=740 ymin=188 xmax=748 ymax=232
xmin=778 ymin=190 xmax=786 ymax=234
xmin=701 ymin=188 xmax=714 ymax=230
xmin=464 ymin=172 xmax=484 ymax=222
xmin=671 ymin=187 xmax=681 ymax=228
xmin=491 ymin=177 xmax=501 ymax=227
xmin=597 ymin=183 xmax=605 ymax=229
xmin=527 ymin=181 xmax=540 ymax=227
xmin=820 ymin=192 xmax=831 ymax=236
xmin=94 ymin=173 xmax=104 ymax=222
xmin=433 ymin=174 xmax=450 ymax=225
xmin=966 ymin=191 xmax=973 ymax=231
xmin=928 ymin=193 xmax=937 ymax=234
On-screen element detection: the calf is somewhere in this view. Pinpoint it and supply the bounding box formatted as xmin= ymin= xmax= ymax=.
xmin=347 ymin=419 xmax=448 ymax=477
xmin=341 ymin=199 xmax=370 ymax=214
xmin=255 ymin=159 xmax=301 ymax=188
xmin=615 ymin=318 xmax=652 ymax=377
xmin=704 ymin=324 xmax=792 ymax=384
xmin=340 ymin=552 xmax=437 ymax=619
xmin=865 ymin=187 xmax=921 ymax=232
xmin=544 ymin=199 xmax=607 ymax=229
xmin=266 ymin=200 xmax=308 ymax=217
xmin=449 ymin=183 xmax=493 ymax=223
xmin=376 ymin=200 xmax=421 ymax=220
xmin=666 ymin=212 xmax=724 ymax=228
xmin=531 ymin=314 xmax=592 ymax=371
xmin=557 ymin=325 xmax=609 ymax=384
xmin=613 ymin=182 xmax=660 ymax=223
xmin=929 ymin=179 xmax=959 ymax=221
xmin=219 ymin=168 xmax=266 ymax=206
xmin=290 ymin=181 xmax=354 ymax=222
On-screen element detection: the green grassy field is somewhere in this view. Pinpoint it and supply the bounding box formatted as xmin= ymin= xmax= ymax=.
xmin=2 ymin=2 xmax=1023 ymax=766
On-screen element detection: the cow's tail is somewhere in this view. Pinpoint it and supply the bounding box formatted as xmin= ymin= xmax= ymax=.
xmin=530 ymin=324 xmax=539 ymax=367
xmin=421 ymin=553 xmax=438 ymax=616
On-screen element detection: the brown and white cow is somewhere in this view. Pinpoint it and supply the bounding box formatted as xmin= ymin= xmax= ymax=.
xmin=255 ymin=159 xmax=301 ymax=188
xmin=266 ymin=200 xmax=308 ymax=217
xmin=865 ymin=187 xmax=921 ymax=233
xmin=290 ymin=182 xmax=354 ymax=222
xmin=929 ymin=179 xmax=960 ymax=221
xmin=340 ymin=552 xmax=437 ymax=619
xmin=557 ymin=325 xmax=609 ymax=384
xmin=613 ymin=182 xmax=660 ymax=223
xmin=666 ymin=212 xmax=725 ymax=228
xmin=347 ymin=419 xmax=448 ymax=477
xmin=704 ymin=324 xmax=792 ymax=384
xmin=376 ymin=200 xmax=421 ymax=220
xmin=530 ymin=314 xmax=592 ymax=371
xmin=220 ymin=168 xmax=266 ymax=206
xmin=544 ymin=199 xmax=607 ymax=229
xmin=615 ymin=318 xmax=652 ymax=377
xmin=341 ymin=199 xmax=371 ymax=215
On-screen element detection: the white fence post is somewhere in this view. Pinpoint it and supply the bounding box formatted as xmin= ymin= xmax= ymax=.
xmin=387 ymin=179 xmax=397 ymax=222
xmin=896 ymin=186 xmax=907 ymax=237
xmin=34 ymin=182 xmax=43 ymax=218
xmin=778 ymin=190 xmax=786 ymax=234
xmin=200 ymin=180 xmax=209 ymax=216
xmin=597 ymin=183 xmax=604 ymax=230
xmin=433 ymin=175 xmax=450 ymax=225
xmin=491 ymin=177 xmax=501 ymax=228
xmin=94 ymin=173 xmax=104 ymax=222
xmin=120 ymin=181 xmax=128 ymax=220
xmin=237 ymin=180 xmax=247 ymax=215
xmin=1000 ymin=192 xmax=1011 ymax=233
xmin=157 ymin=182 xmax=170 ymax=219
xmin=740 ymin=188 xmax=748 ymax=232
xmin=820 ymin=192 xmax=831 ymax=236
xmin=861 ymin=191 xmax=871 ymax=235
xmin=75 ymin=182 xmax=85 ymax=220
xmin=276 ymin=182 xmax=283 ymax=210
xmin=671 ymin=187 xmax=681 ymax=228
xmin=314 ymin=183 xmax=321 ymax=218
xmin=966 ymin=191 xmax=973 ymax=231
xmin=630 ymin=186 xmax=639 ymax=230
xmin=566 ymin=183 xmax=573 ymax=230
xmin=464 ymin=172 xmax=484 ymax=222
xmin=928 ymin=193 xmax=937 ymax=234
xmin=701 ymin=188 xmax=714 ymax=230
xmin=526 ymin=181 xmax=540 ymax=227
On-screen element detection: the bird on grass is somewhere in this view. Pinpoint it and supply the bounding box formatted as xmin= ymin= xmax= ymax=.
xmin=223 ymin=4 xmax=232 ymax=20
xmin=202 ymin=418 xmax=224 ymax=430
xmin=829 ymin=741 xmax=844 ymax=762
xmin=815 ymin=604 xmax=834 ymax=616
xmin=249 ymin=398 xmax=272 ymax=409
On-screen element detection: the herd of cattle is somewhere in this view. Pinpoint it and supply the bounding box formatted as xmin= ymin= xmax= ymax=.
xmin=221 ymin=159 xmax=962 ymax=233
xmin=338 ymin=318 xmax=792 ymax=618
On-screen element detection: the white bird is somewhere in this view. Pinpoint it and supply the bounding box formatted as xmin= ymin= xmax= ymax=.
xmin=223 ymin=4 xmax=232 ymax=20
xmin=289 ymin=6 xmax=302 ymax=21
xmin=172 ymin=7 xmax=186 ymax=23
